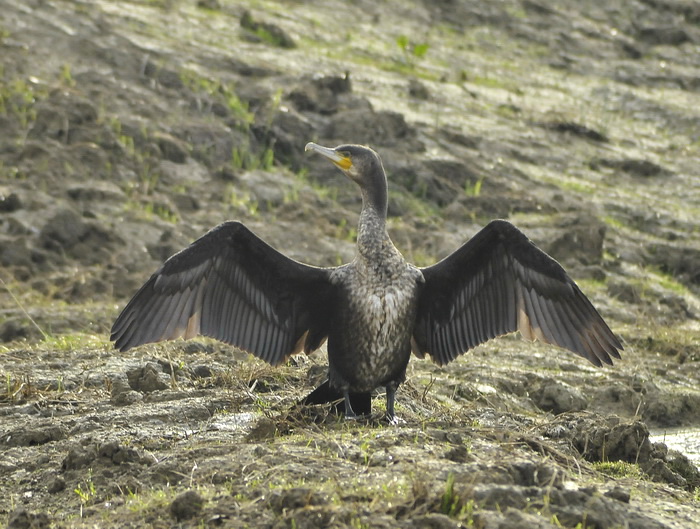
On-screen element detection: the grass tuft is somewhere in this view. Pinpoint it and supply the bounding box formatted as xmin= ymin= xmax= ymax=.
xmin=592 ymin=461 xmax=644 ymax=479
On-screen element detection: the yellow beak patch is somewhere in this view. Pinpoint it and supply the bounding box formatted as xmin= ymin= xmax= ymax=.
xmin=305 ymin=142 xmax=353 ymax=171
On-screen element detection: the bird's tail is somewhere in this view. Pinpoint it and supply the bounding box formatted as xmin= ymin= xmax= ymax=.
xmin=301 ymin=379 xmax=372 ymax=416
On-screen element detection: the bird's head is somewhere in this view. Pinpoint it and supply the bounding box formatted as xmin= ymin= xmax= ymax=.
xmin=304 ymin=142 xmax=384 ymax=189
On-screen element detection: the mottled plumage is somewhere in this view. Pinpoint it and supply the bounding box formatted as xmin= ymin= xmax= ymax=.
xmin=327 ymin=213 xmax=423 ymax=414
xmin=111 ymin=142 xmax=622 ymax=420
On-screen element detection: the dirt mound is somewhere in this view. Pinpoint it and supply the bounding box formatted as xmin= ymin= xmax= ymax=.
xmin=1 ymin=0 xmax=699 ymax=528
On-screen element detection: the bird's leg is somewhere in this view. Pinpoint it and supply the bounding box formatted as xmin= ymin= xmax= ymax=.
xmin=343 ymin=390 xmax=357 ymax=420
xmin=385 ymin=384 xmax=397 ymax=424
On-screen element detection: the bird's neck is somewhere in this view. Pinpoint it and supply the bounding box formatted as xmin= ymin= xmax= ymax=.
xmin=357 ymin=202 xmax=392 ymax=261
xmin=360 ymin=176 xmax=388 ymax=219
xmin=356 ymin=170 xmax=392 ymax=261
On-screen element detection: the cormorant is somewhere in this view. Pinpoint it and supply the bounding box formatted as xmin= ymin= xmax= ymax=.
xmin=111 ymin=143 xmax=622 ymax=421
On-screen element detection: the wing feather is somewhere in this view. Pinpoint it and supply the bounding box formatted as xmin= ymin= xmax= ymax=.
xmin=415 ymin=219 xmax=622 ymax=366
xmin=111 ymin=222 xmax=335 ymax=366
xmin=161 ymin=290 xmax=194 ymax=340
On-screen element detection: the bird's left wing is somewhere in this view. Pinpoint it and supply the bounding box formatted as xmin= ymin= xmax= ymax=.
xmin=111 ymin=221 xmax=335 ymax=365
xmin=413 ymin=220 xmax=622 ymax=367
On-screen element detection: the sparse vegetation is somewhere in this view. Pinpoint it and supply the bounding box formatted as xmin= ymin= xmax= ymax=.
xmin=592 ymin=461 xmax=644 ymax=479
xmin=0 ymin=0 xmax=699 ymax=528
xmin=179 ymin=69 xmax=254 ymax=127
xmin=226 ymin=185 xmax=259 ymax=217
xmin=60 ymin=63 xmax=75 ymax=87
xmin=74 ymin=471 xmax=97 ymax=508
xmin=231 ymin=144 xmax=275 ymax=171
xmin=332 ymin=218 xmax=357 ymax=242
xmin=0 ymin=77 xmax=42 ymax=129
xmin=40 ymin=332 xmax=109 ymax=352
xmin=464 ymin=176 xmax=484 ymax=197
xmin=240 ymin=10 xmax=296 ymax=48
xmin=396 ymin=34 xmax=430 ymax=66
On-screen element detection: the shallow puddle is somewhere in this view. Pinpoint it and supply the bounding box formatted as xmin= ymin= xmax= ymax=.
xmin=210 ymin=412 xmax=257 ymax=432
xmin=650 ymin=428 xmax=700 ymax=466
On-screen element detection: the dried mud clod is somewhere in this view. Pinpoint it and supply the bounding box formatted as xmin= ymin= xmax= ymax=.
xmin=544 ymin=412 xmax=700 ymax=491
xmin=7 ymin=509 xmax=51 ymax=529
xmin=169 ymin=490 xmax=205 ymax=521
xmin=0 ymin=0 xmax=699 ymax=527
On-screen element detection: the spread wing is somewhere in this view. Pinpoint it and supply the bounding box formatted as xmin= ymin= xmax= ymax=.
xmin=413 ymin=220 xmax=622 ymax=367
xmin=111 ymin=221 xmax=335 ymax=366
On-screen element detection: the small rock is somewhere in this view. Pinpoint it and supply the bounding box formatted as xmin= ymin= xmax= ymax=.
xmin=7 ymin=509 xmax=51 ymax=529
xmin=246 ymin=417 xmax=277 ymax=441
xmin=197 ymin=0 xmax=221 ymax=9
xmin=177 ymin=122 xmax=238 ymax=167
xmin=66 ymin=182 xmax=126 ymax=203
xmin=643 ymin=458 xmax=687 ymax=488
xmin=27 ymin=90 xmax=98 ymax=143
xmin=268 ymin=488 xmax=328 ymax=513
xmin=542 ymin=214 xmax=607 ymax=266
xmin=530 ymin=379 xmax=588 ymax=415
xmin=473 ymin=509 xmax=557 ymax=529
xmin=0 ymin=233 xmax=34 ymax=270
xmin=472 ymin=485 xmax=527 ymax=510
xmin=607 ymin=279 xmax=642 ymax=304
xmin=172 ymin=193 xmax=200 ymax=212
xmin=112 ymin=475 xmax=143 ymax=495
xmin=287 ymin=73 xmax=353 ymax=114
xmin=182 ymin=341 xmax=213 ymax=354
xmin=170 ymin=490 xmax=205 ymax=521
xmin=126 ymin=362 xmax=170 ymax=392
xmin=152 ymin=131 xmax=190 ymax=164
xmin=574 ymin=415 xmax=652 ymax=463
xmin=98 ymin=440 xmax=121 ymax=460
xmin=110 ymin=376 xmax=144 ymax=405
xmin=408 ymin=79 xmax=430 ymax=100
xmin=3 ymin=424 xmax=66 ymax=447
xmin=593 ymin=157 xmax=666 ymax=177
xmin=38 ymin=208 xmax=88 ymax=252
xmin=0 ymin=318 xmax=32 ymax=343
xmin=112 ymin=445 xmax=142 ymax=465
xmin=240 ymin=10 xmax=295 ymax=48
xmin=605 ymin=486 xmax=630 ymax=503
xmin=638 ymin=26 xmax=690 ymax=46
xmin=647 ymin=242 xmax=700 ymax=287
xmin=327 ymin=109 xmax=420 ymax=150
xmin=62 ymin=445 xmax=98 ymax=470
xmin=0 ymin=191 xmax=21 ymax=212
xmin=444 ymin=445 xmax=473 ymax=463
xmin=654 ymin=449 xmax=700 ymax=489
xmin=47 ymin=477 xmax=66 ymax=494
xmin=545 ymin=121 xmax=608 ymax=142
xmin=509 ymin=460 xmax=564 ymax=487
xmin=38 ymin=207 xmax=123 ymax=266
xmin=192 ymin=364 xmax=213 ymax=378
xmin=410 ymin=513 xmax=461 ymax=529
xmin=111 ymin=388 xmax=143 ymax=405
xmin=267 ymin=109 xmax=315 ymax=169
xmin=97 ymin=440 xmax=141 ymax=465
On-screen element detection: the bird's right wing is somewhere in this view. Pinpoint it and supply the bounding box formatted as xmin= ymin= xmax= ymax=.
xmin=413 ymin=220 xmax=622 ymax=367
xmin=111 ymin=221 xmax=335 ymax=365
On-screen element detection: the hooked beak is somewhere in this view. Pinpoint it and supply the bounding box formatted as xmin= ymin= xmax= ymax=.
xmin=305 ymin=142 xmax=353 ymax=171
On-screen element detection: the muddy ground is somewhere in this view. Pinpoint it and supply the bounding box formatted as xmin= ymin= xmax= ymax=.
xmin=1 ymin=0 xmax=700 ymax=527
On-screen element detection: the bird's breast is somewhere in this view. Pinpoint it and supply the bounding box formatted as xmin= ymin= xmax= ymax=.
xmin=342 ymin=263 xmax=419 ymax=327
xmin=329 ymin=262 xmax=422 ymax=389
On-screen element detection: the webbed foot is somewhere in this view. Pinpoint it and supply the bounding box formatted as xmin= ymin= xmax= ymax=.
xmin=344 ymin=390 xmax=357 ymax=420
xmin=386 ymin=414 xmax=405 ymax=425
xmin=385 ymin=384 xmax=402 ymax=425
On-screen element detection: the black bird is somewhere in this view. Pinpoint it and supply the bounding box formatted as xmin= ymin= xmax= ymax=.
xmin=111 ymin=142 xmax=622 ymax=421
